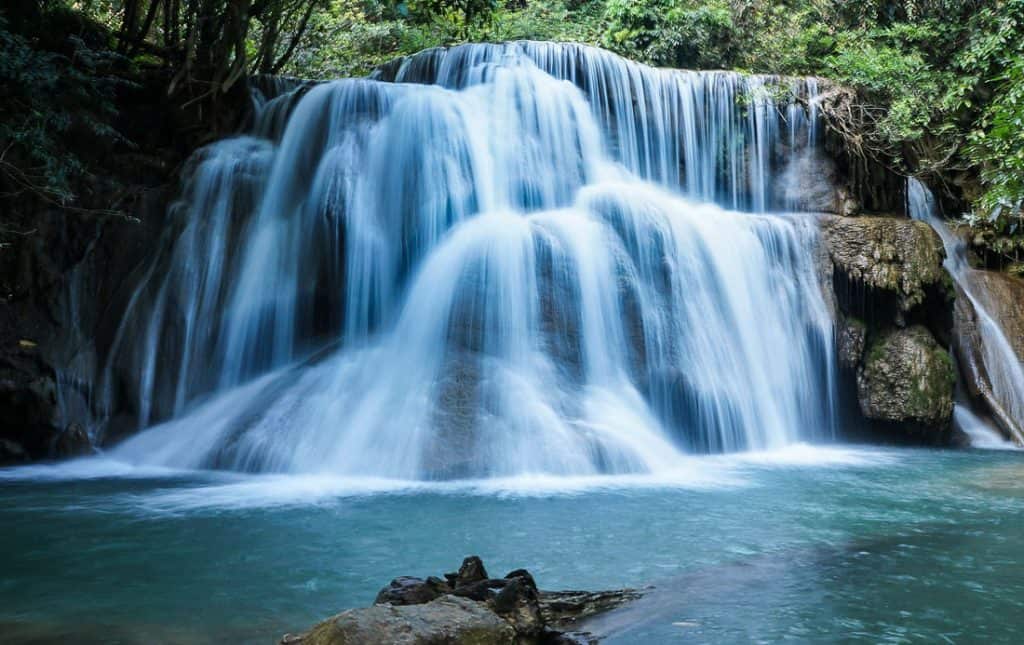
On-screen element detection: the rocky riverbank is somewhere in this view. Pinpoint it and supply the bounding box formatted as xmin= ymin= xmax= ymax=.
xmin=281 ymin=557 xmax=642 ymax=645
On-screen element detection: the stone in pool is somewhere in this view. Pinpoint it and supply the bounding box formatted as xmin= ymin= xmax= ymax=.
xmin=281 ymin=556 xmax=641 ymax=644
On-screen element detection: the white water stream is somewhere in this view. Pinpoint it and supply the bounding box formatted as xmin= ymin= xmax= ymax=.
xmin=908 ymin=178 xmax=1024 ymax=449
xmin=96 ymin=42 xmax=839 ymax=478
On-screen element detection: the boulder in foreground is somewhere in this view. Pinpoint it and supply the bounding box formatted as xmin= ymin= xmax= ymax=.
xmin=282 ymin=557 xmax=642 ymax=644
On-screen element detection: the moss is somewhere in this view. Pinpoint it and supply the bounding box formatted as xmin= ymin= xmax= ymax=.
xmin=822 ymin=216 xmax=946 ymax=313
xmin=858 ymin=325 xmax=954 ymax=428
xmin=907 ymin=344 xmax=955 ymax=415
xmin=864 ymin=327 xmax=890 ymax=366
xmin=940 ymin=270 xmax=957 ymax=302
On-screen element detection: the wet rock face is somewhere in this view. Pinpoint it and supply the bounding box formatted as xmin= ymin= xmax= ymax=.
xmin=836 ymin=317 xmax=866 ymax=370
xmin=817 ymin=215 xmax=956 ymax=441
xmin=953 ymin=271 xmax=1024 ymax=443
xmin=54 ymin=422 xmax=93 ymax=459
xmin=857 ymin=325 xmax=955 ymax=434
xmin=969 ymin=271 xmax=1024 ymax=358
xmin=284 ymin=556 xmax=640 ymax=645
xmin=820 ymin=216 xmax=947 ymax=314
xmin=775 ymin=150 xmax=843 ymax=213
xmin=0 ymin=368 xmax=60 ymax=463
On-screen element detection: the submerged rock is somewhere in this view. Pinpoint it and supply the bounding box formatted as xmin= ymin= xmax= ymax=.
xmin=857 ymin=326 xmax=955 ymax=437
xmin=537 ymin=589 xmax=645 ymax=627
xmin=283 ymin=557 xmax=640 ymax=645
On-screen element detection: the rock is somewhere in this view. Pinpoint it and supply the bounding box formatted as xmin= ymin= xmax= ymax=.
xmin=969 ymin=271 xmax=1024 ymax=358
xmin=490 ymin=577 xmax=543 ymax=638
xmin=284 ymin=558 xmax=642 ymax=645
xmin=857 ymin=326 xmax=955 ymax=434
xmin=450 ymin=578 xmax=504 ymax=602
xmin=375 ymin=576 xmax=451 ymax=606
xmin=537 ymin=589 xmax=644 ymax=628
xmin=54 ymin=422 xmax=92 ymax=458
xmin=775 ymin=150 xmax=842 ymax=213
xmin=836 ymin=186 xmax=860 ymax=217
xmin=504 ymin=569 xmax=538 ymax=592
xmin=836 ymin=316 xmax=866 ymax=369
xmin=953 ymin=271 xmax=1024 ymax=443
xmin=287 ymin=595 xmax=517 ymax=645
xmin=450 ymin=556 xmax=488 ymax=588
xmin=0 ymin=438 xmax=28 ymax=465
xmin=820 ymin=215 xmax=947 ymax=313
xmin=0 ymin=371 xmax=61 ymax=460
xmin=818 ymin=214 xmax=960 ymax=443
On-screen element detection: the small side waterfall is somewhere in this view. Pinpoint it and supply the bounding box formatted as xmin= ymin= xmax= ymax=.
xmin=99 ymin=42 xmax=838 ymax=478
xmin=908 ymin=178 xmax=1024 ymax=446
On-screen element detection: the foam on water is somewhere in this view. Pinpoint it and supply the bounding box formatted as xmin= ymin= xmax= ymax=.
xmin=0 ymin=444 xmax=898 ymax=514
xmin=955 ymin=406 xmax=1021 ymax=451
xmin=0 ymin=458 xmax=195 ymax=482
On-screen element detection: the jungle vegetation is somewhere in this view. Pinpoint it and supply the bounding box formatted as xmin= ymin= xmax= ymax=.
xmin=1 ymin=0 xmax=1022 ymax=266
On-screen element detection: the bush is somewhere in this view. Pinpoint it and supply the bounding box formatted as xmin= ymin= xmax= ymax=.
xmin=603 ymin=0 xmax=736 ymax=69
xmin=0 ymin=8 xmax=129 ymax=208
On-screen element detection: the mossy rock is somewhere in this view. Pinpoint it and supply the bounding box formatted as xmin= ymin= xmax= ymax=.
xmin=857 ymin=325 xmax=955 ymax=429
xmin=821 ymin=216 xmax=946 ymax=311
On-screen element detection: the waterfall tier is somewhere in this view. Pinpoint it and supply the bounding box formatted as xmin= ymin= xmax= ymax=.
xmin=102 ymin=42 xmax=838 ymax=478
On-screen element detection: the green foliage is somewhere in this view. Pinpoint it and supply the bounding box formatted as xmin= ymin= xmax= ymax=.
xmin=283 ymin=0 xmax=605 ymax=78
xmin=0 ymin=9 xmax=129 ymax=207
xmin=971 ymin=57 xmax=1024 ymax=219
xmin=603 ymin=0 xmax=736 ymax=69
xmin=822 ymin=26 xmax=950 ymax=147
xmin=593 ymin=0 xmax=1024 ymax=244
xmin=7 ymin=0 xmax=1023 ymax=256
xmin=411 ymin=0 xmax=501 ymax=36
xmin=488 ymin=0 xmax=604 ymax=44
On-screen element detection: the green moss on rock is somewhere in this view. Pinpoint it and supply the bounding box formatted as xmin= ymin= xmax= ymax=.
xmin=821 ymin=216 xmax=946 ymax=311
xmin=857 ymin=325 xmax=955 ymax=429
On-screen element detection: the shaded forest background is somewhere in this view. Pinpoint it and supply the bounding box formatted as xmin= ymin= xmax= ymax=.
xmin=1 ymin=0 xmax=1023 ymax=269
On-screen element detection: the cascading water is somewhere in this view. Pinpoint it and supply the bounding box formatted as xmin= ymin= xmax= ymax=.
xmin=908 ymin=178 xmax=1024 ymax=447
xmin=100 ymin=42 xmax=839 ymax=478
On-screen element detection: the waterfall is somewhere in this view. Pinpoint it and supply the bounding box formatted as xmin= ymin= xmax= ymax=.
xmin=101 ymin=42 xmax=838 ymax=478
xmin=908 ymin=178 xmax=1024 ymax=447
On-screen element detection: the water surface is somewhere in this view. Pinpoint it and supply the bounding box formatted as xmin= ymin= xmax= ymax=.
xmin=1 ymin=445 xmax=1022 ymax=643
